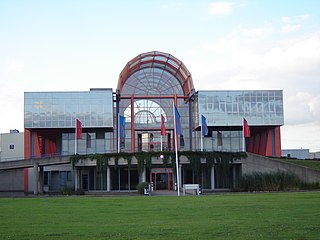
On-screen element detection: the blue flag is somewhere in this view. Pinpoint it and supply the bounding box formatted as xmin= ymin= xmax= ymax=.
xmin=201 ymin=115 xmax=208 ymax=136
xmin=174 ymin=105 xmax=182 ymax=135
xmin=119 ymin=115 xmax=126 ymax=139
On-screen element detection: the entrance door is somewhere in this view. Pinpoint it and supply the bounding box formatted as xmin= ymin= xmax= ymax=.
xmin=82 ymin=174 xmax=88 ymax=191
xmin=151 ymin=168 xmax=174 ymax=191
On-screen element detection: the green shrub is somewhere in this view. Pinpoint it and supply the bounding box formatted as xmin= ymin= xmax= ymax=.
xmin=61 ymin=187 xmax=85 ymax=195
xmin=136 ymin=182 xmax=149 ymax=195
xmin=235 ymin=171 xmax=319 ymax=192
xmin=61 ymin=187 xmax=75 ymax=195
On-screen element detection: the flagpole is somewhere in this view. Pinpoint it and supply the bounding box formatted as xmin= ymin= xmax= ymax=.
xmin=75 ymin=119 xmax=77 ymax=155
xmin=242 ymin=118 xmax=246 ymax=152
xmin=160 ymin=109 xmax=163 ymax=152
xmin=117 ymin=113 xmax=120 ymax=153
xmin=200 ymin=134 xmax=203 ymax=151
xmin=173 ymin=101 xmax=180 ymax=196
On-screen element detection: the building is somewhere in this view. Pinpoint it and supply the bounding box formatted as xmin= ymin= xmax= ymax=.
xmin=0 ymin=130 xmax=24 ymax=192
xmin=23 ymin=51 xmax=284 ymax=193
xmin=0 ymin=130 xmax=24 ymax=161
xmin=310 ymin=152 xmax=320 ymax=159
xmin=282 ymin=149 xmax=310 ymax=159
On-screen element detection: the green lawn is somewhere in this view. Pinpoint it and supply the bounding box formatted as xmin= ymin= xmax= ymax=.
xmin=279 ymin=159 xmax=320 ymax=171
xmin=0 ymin=192 xmax=320 ymax=240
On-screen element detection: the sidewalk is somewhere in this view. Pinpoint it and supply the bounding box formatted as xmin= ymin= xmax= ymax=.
xmin=150 ymin=190 xmax=178 ymax=196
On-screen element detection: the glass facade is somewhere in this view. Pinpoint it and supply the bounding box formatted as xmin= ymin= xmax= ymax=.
xmin=198 ymin=90 xmax=284 ymax=126
xmin=24 ymin=90 xmax=113 ymax=128
xmin=119 ymin=97 xmax=190 ymax=152
xmin=61 ymin=132 xmax=114 ymax=155
xmin=122 ymin=68 xmax=184 ymax=96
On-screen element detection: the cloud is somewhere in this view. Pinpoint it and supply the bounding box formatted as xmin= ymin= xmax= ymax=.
xmin=282 ymin=24 xmax=301 ymax=33
xmin=239 ymin=25 xmax=273 ymax=39
xmin=309 ymin=96 xmax=320 ymax=120
xmin=282 ymin=14 xmax=310 ymax=24
xmin=10 ymin=61 xmax=25 ymax=72
xmin=281 ymin=14 xmax=310 ymax=33
xmin=281 ymin=122 xmax=320 ymax=151
xmin=285 ymin=92 xmax=315 ymax=125
xmin=208 ymin=2 xmax=234 ymax=16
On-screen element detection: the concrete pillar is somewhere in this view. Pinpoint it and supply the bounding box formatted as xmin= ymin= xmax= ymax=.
xmin=142 ymin=167 xmax=146 ymax=183
xmin=39 ymin=166 xmax=44 ymax=194
xmin=211 ymin=165 xmax=215 ymax=190
xmin=233 ymin=165 xmax=237 ymax=189
xmin=33 ymin=162 xmax=39 ymax=195
xmin=107 ymin=165 xmax=111 ymax=192
xmin=74 ymin=168 xmax=79 ymax=191
xmin=179 ymin=164 xmax=182 ymax=189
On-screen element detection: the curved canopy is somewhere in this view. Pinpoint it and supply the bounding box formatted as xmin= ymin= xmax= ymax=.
xmin=118 ymin=51 xmax=194 ymax=97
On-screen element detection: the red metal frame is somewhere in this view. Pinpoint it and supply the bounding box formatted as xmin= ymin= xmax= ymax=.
xmin=118 ymin=51 xmax=194 ymax=97
xmin=119 ymin=95 xmax=187 ymax=100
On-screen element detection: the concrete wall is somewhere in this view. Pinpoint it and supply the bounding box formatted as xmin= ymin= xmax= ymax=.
xmin=0 ymin=169 xmax=24 ymax=191
xmin=242 ymin=153 xmax=320 ymax=183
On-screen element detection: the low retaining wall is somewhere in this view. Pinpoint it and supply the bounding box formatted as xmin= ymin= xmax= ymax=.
xmin=242 ymin=153 xmax=320 ymax=183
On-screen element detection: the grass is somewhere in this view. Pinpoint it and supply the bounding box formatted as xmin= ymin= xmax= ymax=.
xmin=0 ymin=192 xmax=320 ymax=239
xmin=279 ymin=159 xmax=320 ymax=171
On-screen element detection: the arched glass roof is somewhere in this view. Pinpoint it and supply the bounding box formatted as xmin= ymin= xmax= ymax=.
xmin=118 ymin=51 xmax=194 ymax=97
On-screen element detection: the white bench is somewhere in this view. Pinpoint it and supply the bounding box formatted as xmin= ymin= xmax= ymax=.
xmin=183 ymin=184 xmax=200 ymax=196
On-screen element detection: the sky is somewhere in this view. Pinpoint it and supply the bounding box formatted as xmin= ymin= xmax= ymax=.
xmin=0 ymin=0 xmax=320 ymax=151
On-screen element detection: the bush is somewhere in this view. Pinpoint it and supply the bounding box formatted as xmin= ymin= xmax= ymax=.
xmin=235 ymin=171 xmax=319 ymax=192
xmin=136 ymin=182 xmax=149 ymax=195
xmin=61 ymin=187 xmax=85 ymax=195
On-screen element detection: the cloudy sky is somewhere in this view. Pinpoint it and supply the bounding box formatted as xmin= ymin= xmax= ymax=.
xmin=0 ymin=0 xmax=319 ymax=151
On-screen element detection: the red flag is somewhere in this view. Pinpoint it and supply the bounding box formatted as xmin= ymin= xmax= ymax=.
xmin=161 ymin=114 xmax=166 ymax=136
xmin=243 ymin=118 xmax=250 ymax=138
xmin=76 ymin=119 xmax=82 ymax=139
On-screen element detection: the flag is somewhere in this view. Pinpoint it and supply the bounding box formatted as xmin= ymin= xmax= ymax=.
xmin=161 ymin=114 xmax=166 ymax=136
xmin=201 ymin=115 xmax=208 ymax=136
xmin=217 ymin=131 xmax=223 ymax=146
xmin=174 ymin=105 xmax=182 ymax=135
xmin=243 ymin=118 xmax=250 ymax=138
xmin=119 ymin=115 xmax=126 ymax=139
xmin=76 ymin=119 xmax=82 ymax=139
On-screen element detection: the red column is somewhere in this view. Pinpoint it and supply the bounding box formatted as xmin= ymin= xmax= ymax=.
xmin=24 ymin=129 xmax=31 ymax=193
xmin=265 ymin=129 xmax=273 ymax=157
xmin=259 ymin=132 xmax=266 ymax=155
xmin=33 ymin=131 xmax=41 ymax=158
xmin=274 ymin=126 xmax=282 ymax=157
xmin=253 ymin=134 xmax=260 ymax=154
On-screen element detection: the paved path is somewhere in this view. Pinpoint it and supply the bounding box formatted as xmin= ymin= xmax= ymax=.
xmin=151 ymin=190 xmax=178 ymax=196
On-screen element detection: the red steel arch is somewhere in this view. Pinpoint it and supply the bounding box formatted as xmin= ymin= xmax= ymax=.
xmin=118 ymin=51 xmax=194 ymax=96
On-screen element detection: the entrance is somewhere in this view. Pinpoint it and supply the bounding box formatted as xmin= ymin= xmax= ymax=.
xmin=82 ymin=174 xmax=88 ymax=191
xmin=150 ymin=168 xmax=174 ymax=191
